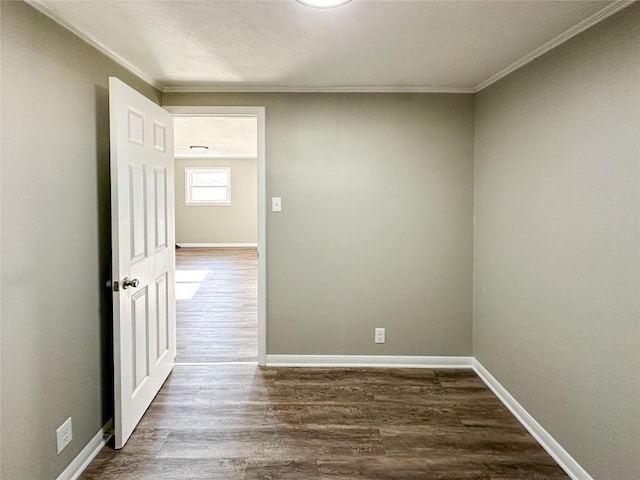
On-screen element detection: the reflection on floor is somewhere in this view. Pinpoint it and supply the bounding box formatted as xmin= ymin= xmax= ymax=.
xmin=80 ymin=247 xmax=569 ymax=479
xmin=79 ymin=364 xmax=569 ymax=479
xmin=175 ymin=247 xmax=257 ymax=363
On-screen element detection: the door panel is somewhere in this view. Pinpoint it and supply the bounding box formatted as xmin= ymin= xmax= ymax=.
xmin=154 ymin=167 xmax=168 ymax=250
xmin=130 ymin=163 xmax=147 ymax=262
xmin=153 ymin=121 xmax=166 ymax=152
xmin=132 ymin=288 xmax=149 ymax=390
xmin=110 ymin=77 xmax=176 ymax=449
xmin=156 ymin=273 xmax=169 ymax=361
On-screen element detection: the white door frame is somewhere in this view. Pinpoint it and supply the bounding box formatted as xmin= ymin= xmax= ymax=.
xmin=165 ymin=106 xmax=266 ymax=366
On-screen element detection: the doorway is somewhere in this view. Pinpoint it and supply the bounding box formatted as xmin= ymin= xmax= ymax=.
xmin=167 ymin=106 xmax=266 ymax=366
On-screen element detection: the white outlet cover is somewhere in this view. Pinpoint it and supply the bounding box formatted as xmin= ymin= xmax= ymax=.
xmin=56 ymin=417 xmax=73 ymax=454
xmin=271 ymin=197 xmax=282 ymax=212
xmin=375 ymin=328 xmax=385 ymax=344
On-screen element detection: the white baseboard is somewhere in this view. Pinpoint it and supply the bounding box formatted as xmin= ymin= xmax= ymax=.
xmin=265 ymin=355 xmax=473 ymax=368
xmin=472 ymin=360 xmax=592 ymax=480
xmin=177 ymin=243 xmax=257 ymax=248
xmin=56 ymin=419 xmax=112 ymax=480
xmin=55 ymin=362 xmax=590 ymax=480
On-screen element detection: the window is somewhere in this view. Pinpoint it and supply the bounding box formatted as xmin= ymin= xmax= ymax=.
xmin=185 ymin=167 xmax=231 ymax=205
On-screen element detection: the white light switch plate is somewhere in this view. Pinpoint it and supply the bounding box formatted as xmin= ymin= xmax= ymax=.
xmin=272 ymin=197 xmax=282 ymax=212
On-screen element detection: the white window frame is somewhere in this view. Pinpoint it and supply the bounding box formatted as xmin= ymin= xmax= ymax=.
xmin=185 ymin=167 xmax=231 ymax=205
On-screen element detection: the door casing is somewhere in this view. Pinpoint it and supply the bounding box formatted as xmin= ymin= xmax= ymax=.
xmin=166 ymin=106 xmax=267 ymax=366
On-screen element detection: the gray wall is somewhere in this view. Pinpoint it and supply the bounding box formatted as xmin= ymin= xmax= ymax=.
xmin=473 ymin=4 xmax=640 ymax=479
xmin=165 ymin=93 xmax=475 ymax=356
xmin=10 ymin=0 xmax=636 ymax=478
xmin=0 ymin=2 xmax=160 ymax=478
xmin=175 ymin=158 xmax=257 ymax=244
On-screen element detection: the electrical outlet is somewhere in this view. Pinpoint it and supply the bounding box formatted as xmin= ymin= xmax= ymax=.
xmin=56 ymin=417 xmax=72 ymax=454
xmin=375 ymin=327 xmax=385 ymax=344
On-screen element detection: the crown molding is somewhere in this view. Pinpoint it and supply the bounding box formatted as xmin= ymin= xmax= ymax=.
xmin=161 ymin=85 xmax=475 ymax=94
xmin=26 ymin=0 xmax=636 ymax=96
xmin=24 ymin=0 xmax=165 ymax=91
xmin=474 ymin=0 xmax=636 ymax=92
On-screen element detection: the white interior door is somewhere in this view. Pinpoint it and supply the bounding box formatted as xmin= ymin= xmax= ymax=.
xmin=109 ymin=77 xmax=176 ymax=449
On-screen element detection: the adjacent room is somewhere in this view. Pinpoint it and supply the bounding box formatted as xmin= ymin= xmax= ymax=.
xmin=1 ymin=1 xmax=639 ymax=479
xmin=173 ymin=115 xmax=259 ymax=364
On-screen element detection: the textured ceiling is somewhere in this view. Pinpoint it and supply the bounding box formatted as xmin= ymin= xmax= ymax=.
xmin=33 ymin=0 xmax=619 ymax=91
xmin=174 ymin=116 xmax=258 ymax=158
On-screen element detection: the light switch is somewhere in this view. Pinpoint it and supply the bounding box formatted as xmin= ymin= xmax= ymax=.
xmin=272 ymin=197 xmax=282 ymax=212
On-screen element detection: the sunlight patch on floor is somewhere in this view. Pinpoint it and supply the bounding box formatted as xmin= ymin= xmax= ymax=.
xmin=175 ymin=269 xmax=210 ymax=300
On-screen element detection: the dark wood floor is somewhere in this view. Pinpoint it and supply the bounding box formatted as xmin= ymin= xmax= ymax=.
xmin=81 ymin=364 xmax=568 ymax=479
xmin=175 ymin=247 xmax=257 ymax=363
xmin=80 ymin=249 xmax=568 ymax=479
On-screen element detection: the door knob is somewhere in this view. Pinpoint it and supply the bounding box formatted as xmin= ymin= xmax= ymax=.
xmin=122 ymin=277 xmax=140 ymax=289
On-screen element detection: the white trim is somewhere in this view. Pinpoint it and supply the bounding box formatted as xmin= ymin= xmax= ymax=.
xmin=177 ymin=243 xmax=257 ymax=248
xmin=474 ymin=0 xmax=636 ymax=92
xmin=24 ymin=1 xmax=164 ymax=91
xmin=162 ymin=86 xmax=475 ymax=94
xmin=184 ymin=204 xmax=232 ymax=207
xmin=166 ymin=106 xmax=265 ymax=116
xmin=25 ymin=0 xmax=634 ymax=95
xmin=472 ymin=360 xmax=593 ymax=480
xmin=263 ymin=354 xmax=594 ymax=479
xmin=256 ymin=109 xmax=267 ymax=367
xmin=265 ymin=355 xmax=473 ymax=368
xmin=53 ymin=359 xmax=592 ymax=480
xmin=56 ymin=420 xmax=112 ymax=480
xmin=167 ymin=106 xmax=267 ymax=367
xmin=174 ymin=361 xmax=257 ymax=366
xmin=175 ymin=155 xmax=257 ymax=161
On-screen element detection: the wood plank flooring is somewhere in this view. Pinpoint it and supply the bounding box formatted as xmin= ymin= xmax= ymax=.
xmin=81 ymin=248 xmax=568 ymax=479
xmin=80 ymin=365 xmax=568 ymax=479
xmin=175 ymin=247 xmax=257 ymax=363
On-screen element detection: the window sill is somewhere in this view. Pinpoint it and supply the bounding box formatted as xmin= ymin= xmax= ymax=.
xmin=185 ymin=202 xmax=232 ymax=206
